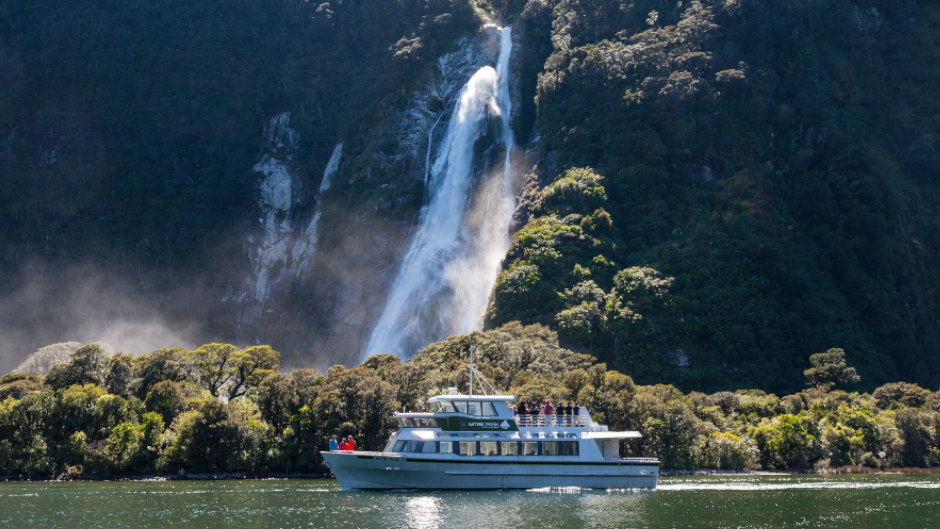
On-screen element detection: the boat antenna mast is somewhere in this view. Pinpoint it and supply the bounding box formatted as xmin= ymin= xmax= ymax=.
xmin=468 ymin=346 xmax=499 ymax=396
xmin=469 ymin=346 xmax=473 ymax=397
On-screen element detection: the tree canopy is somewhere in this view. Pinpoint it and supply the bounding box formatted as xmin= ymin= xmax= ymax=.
xmin=804 ymin=348 xmax=861 ymax=391
xmin=1 ymin=329 xmax=938 ymax=478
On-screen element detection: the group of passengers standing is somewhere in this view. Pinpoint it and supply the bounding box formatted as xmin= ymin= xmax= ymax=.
xmin=328 ymin=434 xmax=356 ymax=451
xmin=515 ymin=400 xmax=580 ymax=426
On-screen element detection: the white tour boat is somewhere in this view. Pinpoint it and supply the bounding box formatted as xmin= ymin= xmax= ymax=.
xmin=322 ymin=359 xmax=659 ymax=490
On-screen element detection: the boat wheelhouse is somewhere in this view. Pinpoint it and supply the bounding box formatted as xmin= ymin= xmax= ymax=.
xmin=322 ymin=388 xmax=660 ymax=490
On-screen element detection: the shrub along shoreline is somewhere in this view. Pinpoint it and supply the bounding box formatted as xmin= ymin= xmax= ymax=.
xmin=2 ymin=323 xmax=938 ymax=479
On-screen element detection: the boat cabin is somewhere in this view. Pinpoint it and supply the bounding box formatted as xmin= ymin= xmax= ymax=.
xmin=428 ymin=394 xmax=515 ymax=417
xmin=369 ymin=390 xmax=657 ymax=476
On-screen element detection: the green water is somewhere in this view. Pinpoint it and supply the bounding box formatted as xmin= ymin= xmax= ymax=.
xmin=1 ymin=475 xmax=938 ymax=528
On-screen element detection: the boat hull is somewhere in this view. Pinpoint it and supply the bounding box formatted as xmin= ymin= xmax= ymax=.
xmin=322 ymin=451 xmax=659 ymax=490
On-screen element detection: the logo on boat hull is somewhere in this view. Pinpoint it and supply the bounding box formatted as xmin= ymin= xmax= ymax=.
xmin=437 ymin=416 xmax=519 ymax=432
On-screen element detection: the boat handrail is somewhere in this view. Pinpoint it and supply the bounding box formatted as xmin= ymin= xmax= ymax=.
xmin=620 ymin=457 xmax=661 ymax=463
xmin=329 ymin=449 xmax=403 ymax=457
xmin=513 ymin=412 xmax=590 ymax=428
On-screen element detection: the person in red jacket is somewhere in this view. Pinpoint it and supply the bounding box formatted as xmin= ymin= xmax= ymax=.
xmin=347 ymin=435 xmax=356 ymax=451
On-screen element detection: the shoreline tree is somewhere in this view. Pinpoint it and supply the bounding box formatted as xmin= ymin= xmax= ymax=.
xmin=1 ymin=331 xmax=938 ymax=478
xmin=803 ymin=348 xmax=861 ymax=391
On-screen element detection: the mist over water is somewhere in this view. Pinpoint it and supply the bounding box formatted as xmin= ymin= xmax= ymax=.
xmin=0 ymin=264 xmax=200 ymax=372
xmin=364 ymin=27 xmax=517 ymax=360
xmin=0 ymin=28 xmax=520 ymax=371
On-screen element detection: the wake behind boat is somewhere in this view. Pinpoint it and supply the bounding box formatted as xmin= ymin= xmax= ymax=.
xmin=322 ymin=358 xmax=659 ymax=490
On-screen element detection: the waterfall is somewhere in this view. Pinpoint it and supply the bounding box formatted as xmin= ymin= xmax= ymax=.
xmin=363 ymin=27 xmax=516 ymax=359
xmin=424 ymin=112 xmax=445 ymax=189
xmin=292 ymin=142 xmax=342 ymax=277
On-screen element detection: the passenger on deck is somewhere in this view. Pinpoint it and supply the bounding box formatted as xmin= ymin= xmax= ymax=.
xmin=543 ymin=400 xmax=554 ymax=426
xmin=573 ymin=403 xmax=581 ymax=426
xmin=329 ymin=434 xmax=339 ymax=451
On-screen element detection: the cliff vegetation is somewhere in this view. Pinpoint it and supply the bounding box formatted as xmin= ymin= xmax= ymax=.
xmin=2 ymin=1 xmax=939 ymax=394
xmin=494 ymin=0 xmax=940 ymax=392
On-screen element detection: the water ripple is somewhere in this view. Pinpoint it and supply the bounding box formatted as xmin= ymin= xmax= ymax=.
xmin=658 ymin=478 xmax=940 ymax=491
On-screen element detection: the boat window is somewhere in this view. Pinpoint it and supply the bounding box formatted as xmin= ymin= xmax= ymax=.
xmin=542 ymin=441 xmax=558 ymax=456
xmin=397 ymin=416 xmax=439 ymax=428
xmin=458 ymin=441 xmax=477 ymax=456
xmin=466 ymin=402 xmax=479 ymax=416
xmin=499 ymin=441 xmax=518 ymax=456
xmin=479 ymin=442 xmax=498 ymax=456
xmin=439 ymin=441 xmax=454 ymax=454
xmin=414 ymin=417 xmax=439 ymax=428
xmin=481 ymin=402 xmax=497 ymax=416
xmin=453 ymin=401 xmax=468 ymax=414
xmin=558 ymin=441 xmax=579 ymax=456
xmin=522 ymin=441 xmax=539 ymax=456
xmin=392 ymin=440 xmax=407 ymax=452
xmin=433 ymin=401 xmax=456 ymax=413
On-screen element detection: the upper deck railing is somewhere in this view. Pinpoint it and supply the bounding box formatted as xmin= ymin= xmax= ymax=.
xmin=514 ymin=410 xmax=591 ymax=428
xmin=396 ymin=406 xmax=607 ymax=431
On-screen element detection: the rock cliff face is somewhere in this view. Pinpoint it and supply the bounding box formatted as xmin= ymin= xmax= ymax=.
xmin=3 ymin=1 xmax=940 ymax=392
xmin=229 ymin=112 xmax=343 ymax=331
xmin=238 ymin=112 xmax=305 ymax=313
xmin=0 ymin=0 xmax=484 ymax=372
xmin=226 ymin=27 xmax=522 ymax=368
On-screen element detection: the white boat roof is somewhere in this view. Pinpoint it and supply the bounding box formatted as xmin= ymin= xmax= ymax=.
xmin=427 ymin=394 xmax=516 ymax=402
xmin=582 ymin=431 xmax=642 ymax=439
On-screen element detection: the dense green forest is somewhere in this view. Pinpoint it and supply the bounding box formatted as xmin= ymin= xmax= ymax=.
xmin=2 ymin=1 xmax=940 ymax=394
xmin=2 ymin=327 xmax=938 ymax=478
xmin=492 ymin=0 xmax=940 ymax=392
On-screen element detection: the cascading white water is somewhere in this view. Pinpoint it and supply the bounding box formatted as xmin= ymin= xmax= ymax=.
xmin=363 ymin=27 xmax=517 ymax=359
xmin=292 ymin=142 xmax=342 ymax=277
